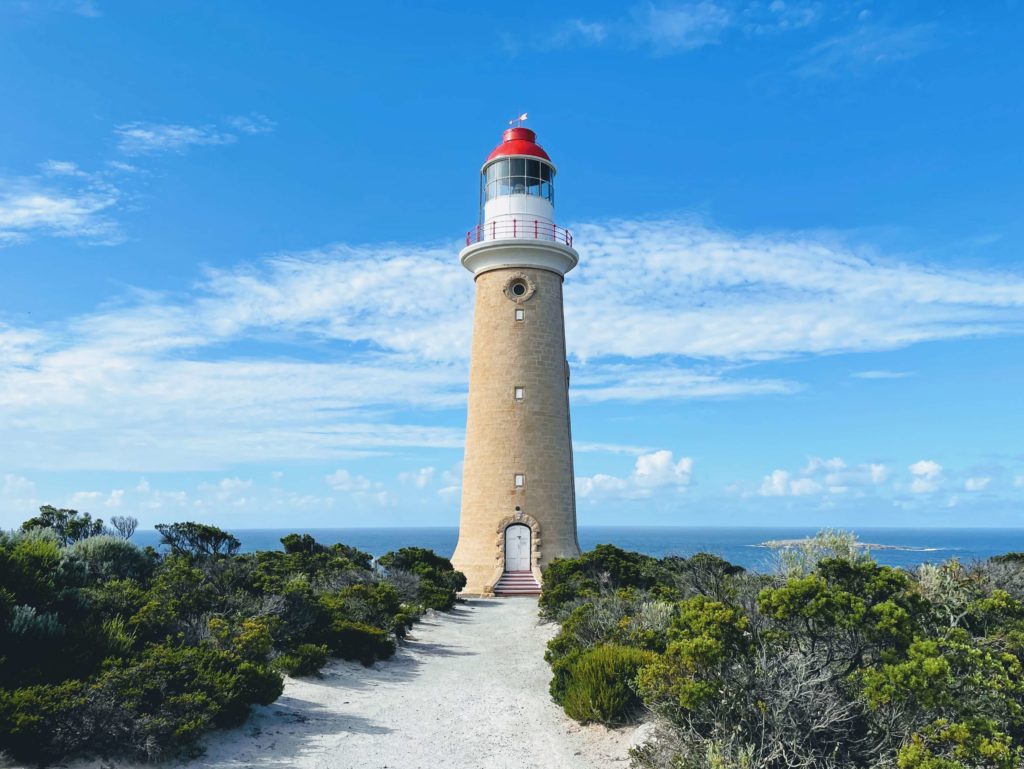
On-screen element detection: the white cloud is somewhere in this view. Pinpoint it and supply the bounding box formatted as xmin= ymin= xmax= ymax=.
xmin=577 ymin=450 xmax=693 ymax=499
xmin=326 ymin=469 xmax=374 ymax=492
xmin=399 ymin=467 xmax=435 ymax=489
xmin=568 ymin=219 xmax=1024 ymax=362
xmin=760 ymin=469 xmax=790 ymax=497
xmin=759 ymin=469 xmax=820 ymax=496
xmin=759 ymin=456 xmax=888 ymax=497
xmin=910 ymin=459 xmax=943 ymax=493
xmin=0 ymin=177 xmax=120 ymax=245
xmin=115 ymin=122 xmax=236 ymax=155
xmin=2 ymin=216 xmax=1024 ymax=473
xmin=965 ymin=476 xmax=991 ymax=492
xmin=39 ymin=160 xmax=88 ymax=177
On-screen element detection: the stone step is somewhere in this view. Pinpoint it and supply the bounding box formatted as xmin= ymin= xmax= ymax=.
xmin=494 ymin=570 xmax=541 ymax=596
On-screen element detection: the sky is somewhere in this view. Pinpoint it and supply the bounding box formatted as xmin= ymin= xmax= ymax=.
xmin=1 ymin=1 xmax=1022 ymax=530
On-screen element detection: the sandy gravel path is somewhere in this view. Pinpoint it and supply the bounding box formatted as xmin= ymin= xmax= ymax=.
xmin=152 ymin=598 xmax=630 ymax=768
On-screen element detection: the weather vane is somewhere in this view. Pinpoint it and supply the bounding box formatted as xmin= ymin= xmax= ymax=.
xmin=508 ymin=112 xmax=528 ymax=127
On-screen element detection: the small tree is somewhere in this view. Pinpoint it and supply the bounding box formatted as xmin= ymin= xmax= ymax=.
xmin=21 ymin=506 xmax=104 ymax=545
xmin=109 ymin=516 xmax=138 ymax=540
xmin=155 ymin=522 xmax=240 ymax=558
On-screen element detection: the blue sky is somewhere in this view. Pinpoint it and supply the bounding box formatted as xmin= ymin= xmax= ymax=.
xmin=1 ymin=1 xmax=1022 ymax=529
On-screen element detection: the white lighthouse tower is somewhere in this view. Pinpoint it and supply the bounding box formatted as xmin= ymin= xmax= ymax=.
xmin=451 ymin=123 xmax=581 ymax=596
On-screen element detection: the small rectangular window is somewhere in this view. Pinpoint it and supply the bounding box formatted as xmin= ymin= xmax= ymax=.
xmin=515 ymin=308 xmax=524 ymax=321
xmin=514 ymin=387 xmax=524 ymax=401
xmin=514 ymin=474 xmax=525 ymax=488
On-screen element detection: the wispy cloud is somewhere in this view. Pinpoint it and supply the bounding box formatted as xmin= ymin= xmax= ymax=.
xmin=0 ymin=176 xmax=120 ymax=245
xmin=570 ymin=218 xmax=1024 ymax=361
xmin=965 ymin=476 xmax=991 ymax=492
xmin=115 ymin=122 xmax=237 ymax=155
xmin=741 ymin=0 xmax=819 ymax=35
xmin=528 ymin=2 xmax=732 ymax=54
xmin=632 ymin=1 xmax=732 ymax=53
xmin=114 ymin=115 xmax=276 ymax=154
xmin=227 ymin=113 xmax=277 ymax=135
xmin=794 ymin=22 xmax=935 ymax=78
xmin=2 ymin=216 xmax=1024 ymax=472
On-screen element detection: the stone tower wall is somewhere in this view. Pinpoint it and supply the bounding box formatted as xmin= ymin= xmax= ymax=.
xmin=451 ymin=266 xmax=580 ymax=594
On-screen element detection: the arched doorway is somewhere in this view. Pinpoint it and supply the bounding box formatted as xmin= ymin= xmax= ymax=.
xmin=504 ymin=523 xmax=531 ymax=572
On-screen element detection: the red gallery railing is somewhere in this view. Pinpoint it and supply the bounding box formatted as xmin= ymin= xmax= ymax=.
xmin=466 ymin=220 xmax=574 ymax=248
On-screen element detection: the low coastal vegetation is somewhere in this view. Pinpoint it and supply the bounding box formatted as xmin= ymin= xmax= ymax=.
xmin=542 ymin=532 xmax=1024 ymax=769
xmin=0 ymin=507 xmax=465 ymax=765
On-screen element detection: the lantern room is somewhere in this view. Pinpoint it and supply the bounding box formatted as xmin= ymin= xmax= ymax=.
xmin=479 ymin=127 xmax=557 ymax=230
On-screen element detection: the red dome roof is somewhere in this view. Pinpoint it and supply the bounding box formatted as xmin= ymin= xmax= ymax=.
xmin=485 ymin=127 xmax=551 ymax=163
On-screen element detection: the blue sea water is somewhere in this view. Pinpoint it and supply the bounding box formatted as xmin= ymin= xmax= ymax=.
xmin=132 ymin=526 xmax=1024 ymax=572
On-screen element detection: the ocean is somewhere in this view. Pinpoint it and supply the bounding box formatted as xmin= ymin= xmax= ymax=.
xmin=131 ymin=526 xmax=1024 ymax=572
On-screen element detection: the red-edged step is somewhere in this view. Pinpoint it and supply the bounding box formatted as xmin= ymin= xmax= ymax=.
xmin=494 ymin=569 xmax=541 ymax=596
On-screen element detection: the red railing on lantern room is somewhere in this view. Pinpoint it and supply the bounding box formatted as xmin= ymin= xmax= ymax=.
xmin=466 ymin=219 xmax=574 ymax=248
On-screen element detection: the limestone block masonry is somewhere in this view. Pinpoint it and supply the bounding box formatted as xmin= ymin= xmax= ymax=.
xmin=452 ymin=264 xmax=581 ymax=595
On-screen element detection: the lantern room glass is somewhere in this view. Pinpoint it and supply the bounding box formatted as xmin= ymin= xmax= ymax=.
xmin=481 ymin=157 xmax=555 ymax=204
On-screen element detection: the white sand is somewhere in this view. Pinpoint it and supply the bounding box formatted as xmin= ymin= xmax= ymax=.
xmin=73 ymin=598 xmax=632 ymax=768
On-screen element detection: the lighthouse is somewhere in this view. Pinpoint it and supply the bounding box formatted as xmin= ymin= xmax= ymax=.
xmin=451 ymin=123 xmax=581 ymax=596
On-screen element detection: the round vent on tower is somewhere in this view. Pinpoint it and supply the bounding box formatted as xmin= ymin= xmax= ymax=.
xmin=503 ymin=274 xmax=535 ymax=303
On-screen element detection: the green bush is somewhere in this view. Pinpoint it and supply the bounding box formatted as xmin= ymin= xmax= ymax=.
xmin=327 ymin=620 xmax=396 ymax=665
xmin=0 ymin=680 xmax=88 ymax=763
xmin=273 ymin=643 xmax=329 ymax=677
xmin=91 ymin=643 xmax=283 ymax=759
xmin=539 ymin=544 xmax=665 ymax=620
xmin=378 ymin=547 xmax=467 ymax=610
xmin=63 ymin=535 xmax=155 ymax=584
xmin=0 ymin=516 xmax=456 ymax=764
xmin=562 ymin=643 xmax=656 ymax=725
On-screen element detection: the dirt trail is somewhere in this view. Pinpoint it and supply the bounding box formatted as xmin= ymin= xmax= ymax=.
xmin=103 ymin=598 xmax=631 ymax=769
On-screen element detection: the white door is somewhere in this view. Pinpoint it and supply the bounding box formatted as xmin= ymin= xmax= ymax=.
xmin=504 ymin=524 xmax=531 ymax=571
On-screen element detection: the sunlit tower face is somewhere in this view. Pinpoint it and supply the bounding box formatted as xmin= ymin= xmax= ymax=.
xmin=451 ymin=123 xmax=581 ymax=597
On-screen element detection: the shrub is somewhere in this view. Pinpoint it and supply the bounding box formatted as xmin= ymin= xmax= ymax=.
xmin=327 ymin=620 xmax=395 ymax=665
xmin=90 ymin=643 xmax=283 ymax=759
xmin=0 ymin=680 xmax=88 ymax=763
xmin=539 ymin=544 xmax=664 ymax=620
xmin=273 ymin=644 xmax=329 ymax=677
xmin=62 ymin=535 xmax=155 ymax=584
xmin=561 ymin=643 xmax=656 ymax=725
xmin=378 ymin=547 xmax=466 ymax=610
